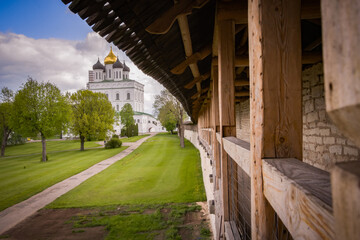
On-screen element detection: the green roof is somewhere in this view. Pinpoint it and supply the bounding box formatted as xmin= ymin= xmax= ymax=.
xmin=134 ymin=111 xmax=155 ymax=118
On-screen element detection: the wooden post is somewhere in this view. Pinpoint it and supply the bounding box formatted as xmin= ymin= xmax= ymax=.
xmin=218 ymin=19 xmax=236 ymax=222
xmin=331 ymin=162 xmax=360 ymax=240
xmin=248 ymin=0 xmax=302 ymax=238
xmin=212 ymin=66 xmax=221 ymax=186
xmin=321 ymin=0 xmax=360 ymax=147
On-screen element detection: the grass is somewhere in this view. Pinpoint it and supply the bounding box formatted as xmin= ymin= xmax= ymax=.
xmin=4 ymin=140 xmax=100 ymax=157
xmin=0 ymin=146 xmax=127 ymax=211
xmin=120 ymin=134 xmax=150 ymax=143
xmin=66 ymin=203 xmax=210 ymax=240
xmin=50 ymin=134 xmax=206 ymax=208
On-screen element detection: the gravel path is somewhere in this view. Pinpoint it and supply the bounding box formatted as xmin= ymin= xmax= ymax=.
xmin=0 ymin=133 xmax=156 ymax=235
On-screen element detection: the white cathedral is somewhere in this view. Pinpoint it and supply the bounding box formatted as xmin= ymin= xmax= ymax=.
xmin=87 ymin=47 xmax=165 ymax=134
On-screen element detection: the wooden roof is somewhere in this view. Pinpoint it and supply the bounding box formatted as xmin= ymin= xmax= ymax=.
xmin=62 ymin=0 xmax=322 ymax=121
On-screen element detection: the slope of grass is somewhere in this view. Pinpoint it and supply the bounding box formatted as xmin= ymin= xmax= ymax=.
xmin=0 ymin=147 xmax=127 ymax=211
xmin=50 ymin=134 xmax=206 ymax=208
xmin=120 ymin=134 xmax=150 ymax=143
xmin=4 ymin=140 xmax=100 ymax=157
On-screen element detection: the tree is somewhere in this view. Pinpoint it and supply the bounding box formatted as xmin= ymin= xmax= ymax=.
xmin=0 ymin=87 xmax=14 ymax=157
xmin=153 ymin=89 xmax=186 ymax=148
xmin=12 ymin=78 xmax=71 ymax=161
xmin=119 ymin=103 xmax=135 ymax=137
xmin=70 ymin=90 xmax=115 ymax=151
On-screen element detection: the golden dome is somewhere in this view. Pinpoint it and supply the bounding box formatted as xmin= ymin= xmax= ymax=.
xmin=104 ymin=47 xmax=117 ymax=65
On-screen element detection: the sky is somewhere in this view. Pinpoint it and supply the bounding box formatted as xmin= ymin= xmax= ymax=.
xmin=0 ymin=0 xmax=164 ymax=114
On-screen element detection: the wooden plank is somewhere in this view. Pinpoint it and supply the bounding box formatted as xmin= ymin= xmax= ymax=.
xmin=211 ymin=66 xmax=221 ymax=181
xmin=222 ymin=137 xmax=250 ymax=176
xmin=235 ymin=91 xmax=249 ymax=97
xmin=263 ymin=158 xmax=334 ymax=239
xmin=248 ymin=0 xmax=302 ymax=238
xmin=321 ymin=0 xmax=360 ymax=147
xmin=234 ymin=79 xmax=249 ymax=87
xmin=331 ymin=161 xmax=360 ymax=240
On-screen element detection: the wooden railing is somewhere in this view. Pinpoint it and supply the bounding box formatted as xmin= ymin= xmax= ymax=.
xmin=199 ymin=127 xmax=335 ymax=240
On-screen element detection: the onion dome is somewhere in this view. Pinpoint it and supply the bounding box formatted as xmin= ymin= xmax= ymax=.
xmin=93 ymin=58 xmax=105 ymax=70
xmin=113 ymin=57 xmax=123 ymax=68
xmin=123 ymin=61 xmax=130 ymax=72
xmin=104 ymin=47 xmax=117 ymax=64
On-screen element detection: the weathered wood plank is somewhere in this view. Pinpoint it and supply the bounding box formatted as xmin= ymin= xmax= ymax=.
xmin=331 ymin=161 xmax=360 ymax=240
xmin=263 ymin=158 xmax=334 ymax=239
xmin=248 ymin=0 xmax=302 ymax=238
xmin=222 ymin=136 xmax=250 ymax=176
xmin=321 ymin=0 xmax=360 ymax=147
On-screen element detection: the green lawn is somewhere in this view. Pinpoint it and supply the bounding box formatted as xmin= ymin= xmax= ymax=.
xmin=0 ymin=146 xmax=127 ymax=211
xmin=4 ymin=140 xmax=100 ymax=157
xmin=120 ymin=134 xmax=150 ymax=143
xmin=50 ymin=133 xmax=206 ymax=208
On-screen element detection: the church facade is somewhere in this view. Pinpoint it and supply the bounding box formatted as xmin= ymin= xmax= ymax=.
xmin=87 ymin=48 xmax=165 ymax=134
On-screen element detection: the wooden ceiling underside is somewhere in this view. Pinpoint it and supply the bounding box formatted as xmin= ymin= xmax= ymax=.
xmin=62 ymin=0 xmax=322 ymax=121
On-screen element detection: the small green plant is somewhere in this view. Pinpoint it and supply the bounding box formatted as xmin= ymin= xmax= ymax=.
xmin=111 ymin=134 xmax=119 ymax=139
xmin=105 ymin=138 xmax=122 ymax=149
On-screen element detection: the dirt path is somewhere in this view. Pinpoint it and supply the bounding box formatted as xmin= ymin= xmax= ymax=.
xmin=0 ymin=133 xmax=156 ymax=235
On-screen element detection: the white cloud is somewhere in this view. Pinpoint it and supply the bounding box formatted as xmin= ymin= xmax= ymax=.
xmin=0 ymin=32 xmax=164 ymax=114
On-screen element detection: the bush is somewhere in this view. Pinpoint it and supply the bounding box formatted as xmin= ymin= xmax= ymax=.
xmin=112 ymin=134 xmax=119 ymax=139
xmin=105 ymin=138 xmax=122 ymax=149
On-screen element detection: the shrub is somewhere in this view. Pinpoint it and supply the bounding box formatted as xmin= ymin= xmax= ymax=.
xmin=105 ymin=138 xmax=122 ymax=149
xmin=112 ymin=134 xmax=119 ymax=139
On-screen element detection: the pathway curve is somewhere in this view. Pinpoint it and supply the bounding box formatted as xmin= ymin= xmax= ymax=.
xmin=0 ymin=133 xmax=156 ymax=235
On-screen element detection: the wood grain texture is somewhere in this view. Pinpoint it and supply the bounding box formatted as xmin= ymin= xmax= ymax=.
xmin=211 ymin=67 xmax=221 ymax=181
xmin=331 ymin=161 xmax=360 ymax=240
xmin=321 ymin=0 xmax=360 ymax=147
xmin=222 ymin=137 xmax=250 ymax=176
xmin=248 ymin=0 xmax=302 ymax=238
xmin=263 ymin=158 xmax=334 ymax=239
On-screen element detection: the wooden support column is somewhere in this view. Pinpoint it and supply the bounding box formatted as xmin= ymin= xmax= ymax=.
xmin=321 ymin=0 xmax=360 ymax=147
xmin=331 ymin=162 xmax=360 ymax=240
xmin=248 ymin=0 xmax=302 ymax=239
xmin=211 ymin=66 xmax=221 ymax=185
xmin=218 ymin=19 xmax=236 ymax=222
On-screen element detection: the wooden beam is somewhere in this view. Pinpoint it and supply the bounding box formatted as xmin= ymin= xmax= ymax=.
xmin=191 ymin=87 xmax=209 ymax=100
xmin=235 ymin=91 xmax=249 ymax=97
xmin=321 ymin=0 xmax=360 ymax=147
xmin=332 ymin=161 xmax=360 ymax=240
xmin=248 ymin=0 xmax=302 ymax=238
xmin=222 ymin=137 xmax=250 ymax=176
xmin=145 ymin=0 xmax=209 ymax=34
xmin=304 ymin=37 xmax=322 ymax=51
xmin=217 ymin=0 xmax=320 ymax=23
xmin=263 ymin=158 xmax=334 ymax=239
xmin=211 ymin=66 xmax=221 ymax=183
xmin=218 ymin=19 xmax=236 ymax=222
xmin=171 ymin=45 xmax=212 ymax=75
xmin=184 ymin=72 xmax=211 ymax=89
xmin=234 ymin=78 xmax=249 ymax=87
xmin=213 ymin=52 xmax=322 ymax=68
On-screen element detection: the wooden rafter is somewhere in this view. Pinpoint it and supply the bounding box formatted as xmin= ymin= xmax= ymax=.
xmin=184 ymin=72 xmax=211 ymax=89
xmin=145 ymin=0 xmax=209 ymax=34
xmin=191 ymin=87 xmax=209 ymax=99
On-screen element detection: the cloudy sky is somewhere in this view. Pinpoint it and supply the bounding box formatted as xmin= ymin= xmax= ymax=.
xmin=0 ymin=0 xmax=164 ymax=114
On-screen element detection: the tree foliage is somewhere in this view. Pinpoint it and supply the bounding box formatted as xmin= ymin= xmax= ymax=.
xmin=119 ymin=103 xmax=138 ymax=137
xmin=70 ymin=90 xmax=115 ymax=151
xmin=12 ymin=78 xmax=71 ymax=161
xmin=153 ymin=89 xmax=186 ymax=147
xmin=0 ymin=87 xmax=14 ymax=157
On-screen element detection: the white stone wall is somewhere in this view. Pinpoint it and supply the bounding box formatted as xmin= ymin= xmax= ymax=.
xmin=302 ymin=63 xmax=359 ymax=171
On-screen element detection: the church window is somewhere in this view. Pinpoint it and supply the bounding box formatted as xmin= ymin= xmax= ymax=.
xmin=108 ymin=69 xmax=111 ymax=78
xmin=96 ymin=72 xmax=98 ymax=79
xmin=123 ymin=74 xmax=125 ymax=79
xmin=116 ymin=105 xmax=119 ymax=111
xmin=116 ymin=93 xmax=119 ymax=100
xmin=116 ymin=71 xmax=118 ymax=79
xmin=127 ymin=93 xmax=130 ymax=100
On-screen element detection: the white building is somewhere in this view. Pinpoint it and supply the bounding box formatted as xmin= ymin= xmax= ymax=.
xmin=87 ymin=47 xmax=165 ymax=134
